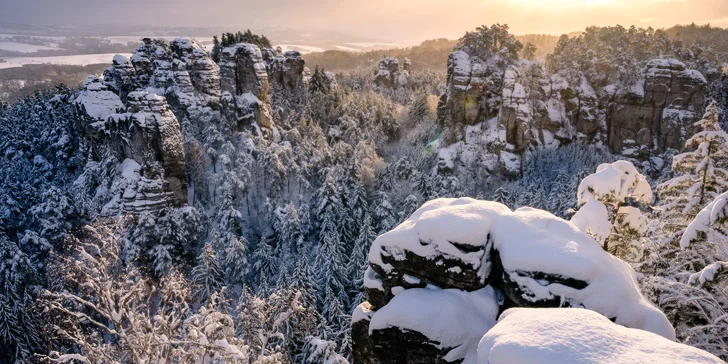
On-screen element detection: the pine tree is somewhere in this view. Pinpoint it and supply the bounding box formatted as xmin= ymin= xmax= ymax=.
xmin=0 ymin=291 xmax=20 ymax=360
xmin=348 ymin=213 xmax=377 ymax=306
xmin=236 ymin=286 xmax=264 ymax=352
xmin=321 ymin=286 xmax=348 ymax=341
xmin=224 ymin=234 xmax=249 ymax=288
xmin=373 ymin=191 xmax=397 ymax=234
xmin=314 ymin=212 xmax=348 ymax=306
xmin=492 ymin=186 xmax=513 ymax=208
xmin=289 ymin=257 xmax=321 ymax=359
xmin=349 ymin=179 xmax=369 ymax=221
xmin=211 ymin=35 xmax=221 ymax=63
xmin=309 ymin=66 xmax=331 ymax=95
xmin=415 ymin=173 xmax=432 ymax=201
xmin=658 ymin=100 xmax=728 ymax=220
xmin=252 ymin=237 xmax=277 ymax=291
xmin=191 ymin=243 xmax=224 ymax=301
xmin=401 ymin=194 xmax=419 ymax=222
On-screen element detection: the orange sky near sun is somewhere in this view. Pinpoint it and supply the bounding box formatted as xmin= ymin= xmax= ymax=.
xmin=333 ymin=0 xmax=728 ymax=43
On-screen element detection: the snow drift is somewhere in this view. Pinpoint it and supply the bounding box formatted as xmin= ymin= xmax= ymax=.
xmin=477 ymin=308 xmax=722 ymax=364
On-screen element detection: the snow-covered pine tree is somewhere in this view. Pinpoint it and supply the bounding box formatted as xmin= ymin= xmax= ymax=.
xmin=224 ymin=234 xmax=249 ymax=288
xmin=400 ymin=194 xmax=420 ymax=222
xmin=252 ymin=237 xmax=277 ymax=292
xmin=657 ymin=100 xmax=728 ymax=221
xmin=492 ymin=186 xmax=513 ymax=208
xmin=191 ymin=243 xmax=224 ymax=302
xmin=373 ymin=191 xmax=397 ymax=234
xmin=348 ymin=213 xmax=377 ymax=307
xmin=314 ymin=212 xmax=349 ymax=306
xmin=321 ymin=286 xmax=348 ymax=343
xmin=570 ymin=160 xmax=653 ymax=259
xmin=289 ymin=257 xmax=322 ymax=360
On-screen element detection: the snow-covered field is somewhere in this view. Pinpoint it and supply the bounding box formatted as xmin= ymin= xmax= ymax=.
xmin=344 ymin=42 xmax=406 ymax=48
xmin=106 ymin=36 xmax=213 ymax=46
xmin=275 ymin=44 xmax=326 ymax=54
xmin=334 ymin=45 xmax=362 ymax=52
xmin=0 ymin=42 xmax=62 ymax=53
xmin=0 ymin=53 xmax=123 ymax=69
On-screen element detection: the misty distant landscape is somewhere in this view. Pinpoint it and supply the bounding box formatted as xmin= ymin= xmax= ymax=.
xmin=1 ymin=0 xmax=728 ymax=363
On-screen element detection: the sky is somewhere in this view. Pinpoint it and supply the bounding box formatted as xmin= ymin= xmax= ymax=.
xmin=1 ymin=0 xmax=728 ymax=43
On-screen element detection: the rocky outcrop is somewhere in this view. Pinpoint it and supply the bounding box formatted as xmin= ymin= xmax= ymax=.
xmin=85 ymin=91 xmax=187 ymax=213
xmin=74 ymin=75 xmax=125 ymax=122
xmin=103 ymin=38 xmax=222 ymax=120
xmin=266 ymin=49 xmax=309 ymax=122
xmin=607 ymin=59 xmax=706 ymax=158
xmin=76 ymin=38 xmax=311 ymax=214
xmin=353 ymin=198 xmax=675 ymax=363
xmin=219 ymin=43 xmax=273 ymax=132
xmin=103 ymin=55 xmax=136 ymax=104
xmin=436 ymin=52 xmax=707 ymax=174
xmin=269 ymin=50 xmax=306 ymax=90
xmin=374 ymin=57 xmax=410 ymax=89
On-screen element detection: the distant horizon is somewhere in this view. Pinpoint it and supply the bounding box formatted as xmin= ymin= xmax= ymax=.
xmin=0 ymin=21 xmax=725 ymax=48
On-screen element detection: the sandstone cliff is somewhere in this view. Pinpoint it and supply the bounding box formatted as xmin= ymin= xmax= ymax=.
xmin=436 ymin=49 xmax=707 ymax=175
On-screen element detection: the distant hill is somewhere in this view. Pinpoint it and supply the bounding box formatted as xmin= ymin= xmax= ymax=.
xmin=303 ymin=33 xmax=578 ymax=72
xmin=665 ymin=23 xmax=728 ymax=53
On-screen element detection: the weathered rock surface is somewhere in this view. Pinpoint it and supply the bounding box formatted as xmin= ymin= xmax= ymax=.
xmin=103 ymin=38 xmax=222 ymax=120
xmin=266 ymin=49 xmax=309 ymax=122
xmin=436 ymin=51 xmax=707 ymax=174
xmin=354 ymin=198 xmax=675 ymax=363
xmin=374 ymin=57 xmax=410 ymax=89
xmin=74 ymin=75 xmax=125 ymax=122
xmin=86 ymin=91 xmax=187 ymax=212
xmin=75 ymin=38 xmax=310 ymax=215
xmin=219 ymin=43 xmax=273 ymax=131
xmin=270 ymin=50 xmax=306 ymax=90
xmin=607 ymin=59 xmax=706 ymax=158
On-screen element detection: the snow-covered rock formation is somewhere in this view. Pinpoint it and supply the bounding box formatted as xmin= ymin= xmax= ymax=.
xmin=87 ymin=91 xmax=187 ymax=213
xmin=73 ymin=37 xmax=312 ymax=215
xmin=219 ymin=43 xmax=273 ymax=132
xmin=436 ymin=50 xmax=707 ymax=175
xmin=374 ymin=57 xmax=410 ymax=89
xmin=103 ymin=38 xmax=221 ymax=118
xmin=353 ymin=197 xmax=676 ymax=363
xmin=477 ymin=308 xmax=722 ymax=364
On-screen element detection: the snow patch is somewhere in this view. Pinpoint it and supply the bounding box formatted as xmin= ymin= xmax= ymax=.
xmin=477 ymin=308 xmax=722 ymax=364
xmin=369 ymin=286 xmax=500 ymax=363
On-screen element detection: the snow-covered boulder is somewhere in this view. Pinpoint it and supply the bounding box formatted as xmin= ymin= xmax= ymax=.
xmin=356 ymin=197 xmax=677 ymax=363
xmin=367 ymin=198 xmax=511 ymax=308
xmin=492 ymin=206 xmax=672 ymax=339
xmin=366 ymin=286 xmax=501 ymax=364
xmin=477 ymin=308 xmax=722 ymax=364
